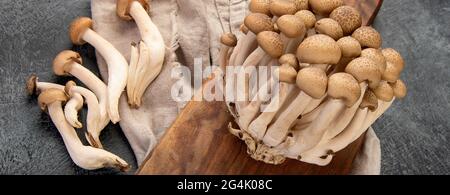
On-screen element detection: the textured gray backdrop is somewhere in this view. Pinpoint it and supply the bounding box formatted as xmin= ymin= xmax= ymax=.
xmin=0 ymin=0 xmax=448 ymax=175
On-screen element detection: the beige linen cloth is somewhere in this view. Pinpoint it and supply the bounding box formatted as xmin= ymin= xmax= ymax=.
xmin=91 ymin=0 xmax=381 ymax=174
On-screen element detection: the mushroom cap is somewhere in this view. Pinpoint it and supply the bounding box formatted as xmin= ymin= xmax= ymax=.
xmin=296 ymin=67 xmax=328 ymax=99
xmin=244 ymin=13 xmax=275 ymax=34
xmin=276 ymin=15 xmax=306 ymax=38
xmin=26 ymin=74 xmax=38 ymax=96
xmin=249 ymin=0 xmax=272 ymax=15
xmin=352 ymin=26 xmax=382 ymax=49
xmin=64 ymin=80 xmax=77 ymax=97
xmin=360 ymin=89 xmax=378 ymax=111
xmin=116 ymin=0 xmax=150 ymax=21
xmin=279 ymin=53 xmax=299 ymax=70
xmin=382 ymin=48 xmax=405 ymax=70
xmin=330 ymin=6 xmax=362 ymax=35
xmin=220 ymin=33 xmax=238 ymax=47
xmin=314 ymin=18 xmax=344 ymax=40
xmin=373 ymin=81 xmax=394 ymax=102
xmin=345 ymin=57 xmax=382 ymax=89
xmin=383 ymin=62 xmax=403 ymax=83
xmin=270 ymin=0 xmax=298 ymax=17
xmin=240 ymin=23 xmax=249 ymax=34
xmin=337 ymin=36 xmax=361 ymax=58
xmin=297 ymin=34 xmax=342 ymax=64
xmin=38 ymin=89 xmax=69 ymax=111
xmin=328 ymin=72 xmax=361 ymax=107
xmin=294 ymin=0 xmax=309 ymax=11
xmin=390 ymin=79 xmax=407 ymax=99
xmin=53 ymin=50 xmax=83 ymax=76
xmin=257 ymin=31 xmax=284 ymax=58
xmin=69 ymin=17 xmax=93 ymax=45
xmin=276 ymin=64 xmax=298 ymax=83
xmin=361 ymin=48 xmax=387 ymax=74
xmin=309 ymin=0 xmax=344 ymax=16
xmin=295 ymin=10 xmax=316 ymax=29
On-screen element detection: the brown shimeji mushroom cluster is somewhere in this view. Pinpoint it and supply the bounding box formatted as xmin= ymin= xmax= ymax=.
xmin=26 ymin=0 xmax=165 ymax=171
xmin=225 ymin=0 xmax=407 ymax=165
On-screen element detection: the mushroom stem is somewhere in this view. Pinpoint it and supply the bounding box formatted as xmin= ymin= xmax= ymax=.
xmin=64 ymin=93 xmax=84 ymax=129
xmin=127 ymin=42 xmax=139 ymax=107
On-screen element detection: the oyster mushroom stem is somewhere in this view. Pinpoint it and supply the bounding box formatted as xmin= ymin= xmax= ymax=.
xmin=262 ymin=67 xmax=328 ymax=146
xmin=38 ymin=89 xmax=130 ymax=171
xmin=286 ymin=73 xmax=361 ymax=157
xmin=53 ymin=50 xmax=109 ymax=130
xmin=117 ymin=0 xmax=166 ymax=108
xmin=65 ymin=81 xmax=104 ymax=149
xmin=69 ymin=17 xmax=128 ymax=123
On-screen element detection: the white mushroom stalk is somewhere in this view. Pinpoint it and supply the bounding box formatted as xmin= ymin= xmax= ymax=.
xmin=219 ymin=33 xmax=238 ymax=70
xmin=37 ymin=89 xmax=130 ymax=171
xmin=65 ymin=81 xmax=104 ymax=149
xmin=69 ymin=17 xmax=128 ymax=123
xmin=117 ymin=0 xmax=166 ymax=108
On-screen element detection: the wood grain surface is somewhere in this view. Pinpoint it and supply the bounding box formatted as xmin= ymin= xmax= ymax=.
xmin=137 ymin=0 xmax=383 ymax=175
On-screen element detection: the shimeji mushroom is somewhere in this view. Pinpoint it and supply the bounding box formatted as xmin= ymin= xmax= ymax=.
xmin=219 ymin=33 xmax=238 ymax=70
xmin=381 ymin=48 xmax=405 ymax=83
xmin=269 ymin=0 xmax=298 ymax=18
xmin=69 ymin=17 xmax=128 ymax=123
xmin=249 ymin=0 xmax=272 ymax=16
xmin=330 ymin=5 xmax=362 ymax=35
xmin=26 ymin=74 xmax=84 ymax=129
xmin=352 ymin=26 xmax=382 ymax=49
xmin=52 ymin=50 xmax=109 ymax=131
xmin=37 ymin=89 xmax=130 ymax=171
xmin=65 ymin=81 xmax=104 ymax=149
xmin=314 ymin=18 xmax=343 ymax=40
xmin=276 ymin=14 xmax=306 ymax=53
xmin=117 ymin=0 xmax=166 ymax=107
xmin=309 ymin=0 xmax=344 ymax=16
xmin=285 ymin=73 xmax=361 ymax=158
xmin=262 ymin=67 xmax=328 ymax=146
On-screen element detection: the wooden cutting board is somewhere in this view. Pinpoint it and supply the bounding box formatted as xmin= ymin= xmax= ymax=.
xmin=137 ymin=0 xmax=384 ymax=175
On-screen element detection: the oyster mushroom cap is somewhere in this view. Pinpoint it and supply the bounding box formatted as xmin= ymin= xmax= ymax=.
xmin=244 ymin=13 xmax=275 ymax=34
xmin=382 ymin=48 xmax=405 ymax=70
xmin=296 ymin=67 xmax=328 ymax=99
xmin=327 ymin=72 xmax=361 ymax=107
xmin=38 ymin=89 xmax=69 ymax=111
xmin=276 ymin=64 xmax=298 ymax=83
xmin=360 ymin=89 xmax=379 ymax=111
xmin=297 ymin=34 xmax=342 ymax=64
xmin=279 ymin=53 xmax=299 ymax=70
xmin=116 ymin=0 xmax=150 ymax=21
xmin=337 ymin=36 xmax=361 ymax=58
xmin=352 ymin=26 xmax=382 ymax=49
xmin=309 ymin=0 xmax=344 ymax=16
xmin=249 ymin=0 xmax=271 ymax=15
xmin=373 ymin=81 xmax=394 ymax=102
xmin=295 ymin=10 xmax=316 ymax=29
xmin=221 ymin=33 xmax=238 ymax=47
xmin=270 ymin=0 xmax=298 ymax=17
xmin=330 ymin=5 xmax=362 ymax=35
xmin=53 ymin=50 xmax=83 ymax=76
xmin=257 ymin=31 xmax=284 ymax=58
xmin=345 ymin=57 xmax=382 ymax=89
xmin=277 ymin=14 xmax=306 ymax=38
xmin=361 ymin=48 xmax=387 ymax=74
xmin=391 ymin=79 xmax=407 ymax=99
xmin=69 ymin=17 xmax=93 ymax=45
xmin=314 ymin=18 xmax=343 ymax=40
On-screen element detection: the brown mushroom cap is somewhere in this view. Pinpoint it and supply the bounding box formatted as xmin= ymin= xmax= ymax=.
xmin=297 ymin=34 xmax=342 ymax=64
xmin=373 ymin=81 xmax=394 ymax=102
xmin=53 ymin=50 xmax=83 ymax=76
xmin=390 ymin=79 xmax=407 ymax=99
xmin=69 ymin=17 xmax=94 ymax=45
xmin=279 ymin=53 xmax=299 ymax=70
xmin=277 ymin=15 xmax=306 ymax=38
xmin=352 ymin=26 xmax=382 ymax=49
xmin=38 ymin=89 xmax=69 ymax=111
xmin=249 ymin=0 xmax=272 ymax=15
xmin=257 ymin=31 xmax=284 ymax=58
xmin=276 ymin=64 xmax=298 ymax=83
xmin=315 ymin=18 xmax=344 ymax=40
xmin=327 ymin=72 xmax=361 ymax=107
xmin=244 ymin=13 xmax=275 ymax=34
xmin=345 ymin=57 xmax=382 ymax=89
xmin=26 ymin=74 xmax=38 ymax=96
xmin=360 ymin=89 xmax=378 ymax=111
xmin=296 ymin=67 xmax=328 ymax=99
xmin=294 ymin=0 xmax=309 ymax=11
xmin=382 ymin=48 xmax=405 ymax=70
xmin=240 ymin=23 xmax=249 ymax=34
xmin=337 ymin=36 xmax=361 ymax=58
xmin=329 ymin=5 xmax=362 ymax=35
xmin=309 ymin=0 xmax=344 ymax=16
xmin=361 ymin=48 xmax=387 ymax=74
xmin=116 ymin=0 xmax=150 ymax=21
xmin=270 ymin=0 xmax=298 ymax=17
xmin=220 ymin=33 xmax=238 ymax=47
xmin=383 ymin=62 xmax=403 ymax=83
xmin=64 ymin=80 xmax=78 ymax=97
xmin=295 ymin=10 xmax=316 ymax=29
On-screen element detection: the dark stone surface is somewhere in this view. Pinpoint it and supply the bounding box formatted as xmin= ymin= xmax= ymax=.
xmin=0 ymin=0 xmax=448 ymax=175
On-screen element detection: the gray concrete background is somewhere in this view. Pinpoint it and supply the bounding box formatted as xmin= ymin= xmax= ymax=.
xmin=0 ymin=0 xmax=448 ymax=175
